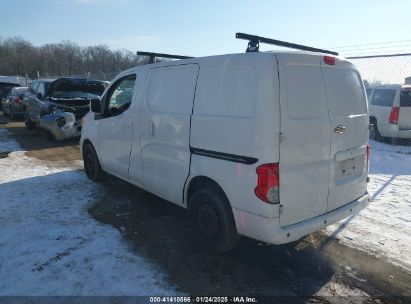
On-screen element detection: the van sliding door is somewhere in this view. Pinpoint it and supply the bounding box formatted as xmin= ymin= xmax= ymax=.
xmin=141 ymin=64 xmax=199 ymax=205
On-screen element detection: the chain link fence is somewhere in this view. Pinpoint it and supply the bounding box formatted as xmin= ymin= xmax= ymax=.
xmin=348 ymin=53 xmax=411 ymax=148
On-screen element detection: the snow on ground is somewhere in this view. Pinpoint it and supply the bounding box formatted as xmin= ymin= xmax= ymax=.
xmin=326 ymin=140 xmax=411 ymax=273
xmin=0 ymin=129 xmax=177 ymax=295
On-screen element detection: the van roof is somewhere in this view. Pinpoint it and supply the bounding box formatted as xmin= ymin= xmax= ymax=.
xmin=116 ymin=51 xmax=353 ymax=80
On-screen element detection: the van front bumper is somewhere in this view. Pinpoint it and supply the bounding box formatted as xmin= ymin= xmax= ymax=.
xmin=232 ymin=193 xmax=369 ymax=245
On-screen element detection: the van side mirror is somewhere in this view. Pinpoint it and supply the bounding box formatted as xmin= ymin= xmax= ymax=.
xmin=37 ymin=92 xmax=43 ymax=99
xmin=90 ymin=98 xmax=103 ymax=113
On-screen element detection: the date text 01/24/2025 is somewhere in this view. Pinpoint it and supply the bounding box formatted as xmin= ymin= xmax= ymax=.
xmin=149 ymin=296 xmax=258 ymax=303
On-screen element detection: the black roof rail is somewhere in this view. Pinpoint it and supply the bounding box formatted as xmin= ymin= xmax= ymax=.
xmin=235 ymin=33 xmax=338 ymax=56
xmin=137 ymin=51 xmax=193 ymax=64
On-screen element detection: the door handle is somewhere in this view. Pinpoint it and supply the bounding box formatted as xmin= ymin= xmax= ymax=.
xmin=149 ymin=121 xmax=155 ymax=138
xmin=122 ymin=121 xmax=132 ymax=129
xmin=334 ymin=125 xmax=346 ymax=134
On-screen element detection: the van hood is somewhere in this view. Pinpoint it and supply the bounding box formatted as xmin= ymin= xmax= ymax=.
xmin=46 ymin=78 xmax=107 ymax=98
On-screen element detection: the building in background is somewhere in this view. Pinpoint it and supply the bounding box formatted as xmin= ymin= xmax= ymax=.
xmin=405 ymin=76 xmax=411 ymax=84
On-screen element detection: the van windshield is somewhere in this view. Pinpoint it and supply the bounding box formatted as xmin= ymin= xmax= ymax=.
xmin=400 ymin=90 xmax=411 ymax=107
xmin=371 ymin=89 xmax=396 ymax=107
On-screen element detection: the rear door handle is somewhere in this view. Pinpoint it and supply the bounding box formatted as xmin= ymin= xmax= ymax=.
xmin=122 ymin=121 xmax=132 ymax=129
xmin=334 ymin=125 xmax=346 ymax=134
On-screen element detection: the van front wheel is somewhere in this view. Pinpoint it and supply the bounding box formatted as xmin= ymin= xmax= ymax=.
xmin=83 ymin=144 xmax=105 ymax=182
xmin=188 ymin=187 xmax=240 ymax=254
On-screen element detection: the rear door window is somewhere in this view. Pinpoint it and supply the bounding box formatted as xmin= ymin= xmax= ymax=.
xmin=371 ymin=89 xmax=396 ymax=107
xmin=400 ymin=90 xmax=411 ymax=107
xmin=322 ymin=67 xmax=367 ymax=116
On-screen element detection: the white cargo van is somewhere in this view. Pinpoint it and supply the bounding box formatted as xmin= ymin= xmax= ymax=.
xmin=81 ymin=36 xmax=369 ymax=253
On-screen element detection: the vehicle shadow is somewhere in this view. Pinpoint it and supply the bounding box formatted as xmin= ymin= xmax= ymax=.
xmin=89 ymin=177 xmax=337 ymax=298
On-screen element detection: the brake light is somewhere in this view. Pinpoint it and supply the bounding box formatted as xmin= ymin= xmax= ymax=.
xmin=15 ymin=97 xmax=22 ymax=104
xmin=255 ymin=163 xmax=279 ymax=204
xmin=324 ymin=56 xmax=336 ymax=65
xmin=389 ymin=107 xmax=399 ymax=124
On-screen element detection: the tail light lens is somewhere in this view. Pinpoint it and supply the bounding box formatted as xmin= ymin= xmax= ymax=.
xmin=255 ymin=163 xmax=279 ymax=204
xmin=324 ymin=56 xmax=336 ymax=65
xmin=389 ymin=107 xmax=399 ymax=124
xmin=15 ymin=97 xmax=22 ymax=104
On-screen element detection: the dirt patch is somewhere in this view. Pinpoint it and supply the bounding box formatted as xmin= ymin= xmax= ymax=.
xmin=0 ymin=113 xmax=81 ymax=162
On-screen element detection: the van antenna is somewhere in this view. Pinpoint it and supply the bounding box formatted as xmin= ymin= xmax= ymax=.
xmin=137 ymin=51 xmax=194 ymax=64
xmin=235 ymin=33 xmax=338 ymax=56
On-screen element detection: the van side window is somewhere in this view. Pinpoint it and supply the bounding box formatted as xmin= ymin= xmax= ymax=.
xmin=400 ymin=90 xmax=411 ymax=107
xmin=371 ymin=89 xmax=396 ymax=107
xmin=105 ymin=74 xmax=136 ymax=115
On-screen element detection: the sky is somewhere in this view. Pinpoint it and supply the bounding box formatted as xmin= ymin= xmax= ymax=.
xmin=1 ymin=0 xmax=411 ymax=57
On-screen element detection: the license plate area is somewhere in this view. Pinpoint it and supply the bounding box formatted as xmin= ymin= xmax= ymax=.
xmin=335 ymin=155 xmax=364 ymax=181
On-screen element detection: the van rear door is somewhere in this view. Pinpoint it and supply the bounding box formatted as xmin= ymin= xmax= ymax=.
xmin=277 ymin=53 xmax=331 ymax=226
xmin=321 ymin=59 xmax=368 ymax=212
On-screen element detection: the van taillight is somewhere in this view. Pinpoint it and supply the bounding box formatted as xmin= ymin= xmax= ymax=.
xmin=255 ymin=163 xmax=279 ymax=204
xmin=324 ymin=56 xmax=336 ymax=65
xmin=389 ymin=107 xmax=399 ymax=124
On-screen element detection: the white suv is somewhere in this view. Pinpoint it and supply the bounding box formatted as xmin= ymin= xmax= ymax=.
xmin=81 ymin=51 xmax=369 ymax=253
xmin=367 ymin=85 xmax=411 ymax=143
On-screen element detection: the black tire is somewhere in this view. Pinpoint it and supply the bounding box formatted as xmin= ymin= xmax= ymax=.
xmin=188 ymin=186 xmax=240 ymax=254
xmin=10 ymin=107 xmax=15 ymax=120
xmin=3 ymin=106 xmax=9 ymax=116
xmin=370 ymin=119 xmax=381 ymax=141
xmin=390 ymin=137 xmax=399 ymax=146
xmin=24 ymin=111 xmax=36 ymax=129
xmin=47 ymin=131 xmax=56 ymax=141
xmin=83 ymin=143 xmax=105 ymax=182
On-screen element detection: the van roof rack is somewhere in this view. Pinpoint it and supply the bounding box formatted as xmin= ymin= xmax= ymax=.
xmin=137 ymin=51 xmax=193 ymax=63
xmin=235 ymin=33 xmax=338 ymax=56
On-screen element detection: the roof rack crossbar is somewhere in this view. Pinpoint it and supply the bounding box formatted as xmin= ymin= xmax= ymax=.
xmin=137 ymin=51 xmax=193 ymax=63
xmin=235 ymin=33 xmax=338 ymax=56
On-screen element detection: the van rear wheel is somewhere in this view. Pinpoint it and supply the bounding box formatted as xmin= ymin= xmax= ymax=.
xmin=188 ymin=187 xmax=240 ymax=254
xmin=83 ymin=143 xmax=105 ymax=182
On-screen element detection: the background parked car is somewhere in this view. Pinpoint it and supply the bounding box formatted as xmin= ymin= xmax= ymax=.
xmin=368 ymin=84 xmax=411 ymax=143
xmin=1 ymin=87 xmax=28 ymax=119
xmin=0 ymin=77 xmax=21 ymax=111
xmin=23 ymin=79 xmax=55 ymax=129
xmin=39 ymin=78 xmax=107 ymax=140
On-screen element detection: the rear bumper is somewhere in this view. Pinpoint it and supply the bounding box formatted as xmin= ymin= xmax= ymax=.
xmin=232 ymin=193 xmax=369 ymax=245
xmin=379 ymin=123 xmax=411 ymax=138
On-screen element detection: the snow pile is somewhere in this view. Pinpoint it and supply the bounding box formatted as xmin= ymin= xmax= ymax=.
xmin=0 ymin=129 xmax=176 ymax=295
xmin=326 ymin=141 xmax=411 ymax=273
